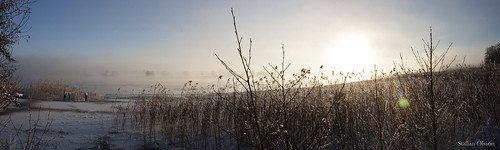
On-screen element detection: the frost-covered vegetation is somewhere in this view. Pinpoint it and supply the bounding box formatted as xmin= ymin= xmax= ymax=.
xmin=113 ymin=10 xmax=499 ymax=149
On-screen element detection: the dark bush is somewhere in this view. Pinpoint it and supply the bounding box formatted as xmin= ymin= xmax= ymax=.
xmin=484 ymin=42 xmax=500 ymax=64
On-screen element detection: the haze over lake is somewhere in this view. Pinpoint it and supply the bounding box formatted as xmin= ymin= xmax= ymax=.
xmin=12 ymin=0 xmax=500 ymax=94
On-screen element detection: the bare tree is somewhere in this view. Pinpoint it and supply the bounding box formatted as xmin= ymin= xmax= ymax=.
xmin=0 ymin=0 xmax=33 ymax=108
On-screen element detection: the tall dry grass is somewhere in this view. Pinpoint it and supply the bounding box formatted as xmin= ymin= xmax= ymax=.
xmin=21 ymin=79 xmax=101 ymax=101
xmin=0 ymin=108 xmax=54 ymax=150
xmin=113 ymin=10 xmax=500 ymax=149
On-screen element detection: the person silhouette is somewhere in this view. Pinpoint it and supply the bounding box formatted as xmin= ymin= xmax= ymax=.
xmin=85 ymin=92 xmax=88 ymax=101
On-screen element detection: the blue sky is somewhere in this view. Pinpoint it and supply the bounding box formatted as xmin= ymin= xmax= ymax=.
xmin=12 ymin=0 xmax=500 ymax=93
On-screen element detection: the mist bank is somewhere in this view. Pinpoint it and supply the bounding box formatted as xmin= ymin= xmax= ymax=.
xmin=12 ymin=45 xmax=483 ymax=96
xmin=13 ymin=54 xmax=228 ymax=95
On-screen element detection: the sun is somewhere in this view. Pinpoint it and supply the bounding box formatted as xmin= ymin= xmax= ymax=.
xmin=330 ymin=35 xmax=374 ymax=74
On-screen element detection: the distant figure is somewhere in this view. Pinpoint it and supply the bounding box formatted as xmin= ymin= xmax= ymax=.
xmin=84 ymin=92 xmax=88 ymax=101
xmin=64 ymin=91 xmax=67 ymax=101
xmin=68 ymin=92 xmax=71 ymax=101
xmin=14 ymin=93 xmax=23 ymax=98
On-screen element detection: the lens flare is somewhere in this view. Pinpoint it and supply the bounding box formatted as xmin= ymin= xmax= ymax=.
xmin=398 ymin=97 xmax=409 ymax=109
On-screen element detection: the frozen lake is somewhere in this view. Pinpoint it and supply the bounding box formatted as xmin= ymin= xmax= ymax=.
xmin=0 ymin=99 xmax=154 ymax=149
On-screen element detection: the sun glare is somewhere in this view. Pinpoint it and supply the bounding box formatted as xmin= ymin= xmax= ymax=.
xmin=331 ymin=35 xmax=374 ymax=74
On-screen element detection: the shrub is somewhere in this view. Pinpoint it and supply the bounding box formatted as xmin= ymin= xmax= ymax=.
xmin=484 ymin=42 xmax=500 ymax=64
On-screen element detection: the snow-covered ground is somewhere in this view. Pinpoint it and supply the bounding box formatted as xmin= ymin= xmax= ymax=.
xmin=0 ymin=99 xmax=146 ymax=149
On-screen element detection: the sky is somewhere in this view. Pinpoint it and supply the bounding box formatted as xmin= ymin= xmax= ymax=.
xmin=12 ymin=0 xmax=500 ymax=94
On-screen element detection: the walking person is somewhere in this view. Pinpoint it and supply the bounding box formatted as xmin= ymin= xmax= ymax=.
xmin=84 ymin=92 xmax=88 ymax=101
xmin=64 ymin=91 xmax=67 ymax=101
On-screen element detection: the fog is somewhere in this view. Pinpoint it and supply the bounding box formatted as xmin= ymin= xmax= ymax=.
xmin=10 ymin=0 xmax=499 ymax=95
xmin=14 ymin=54 xmax=227 ymax=95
